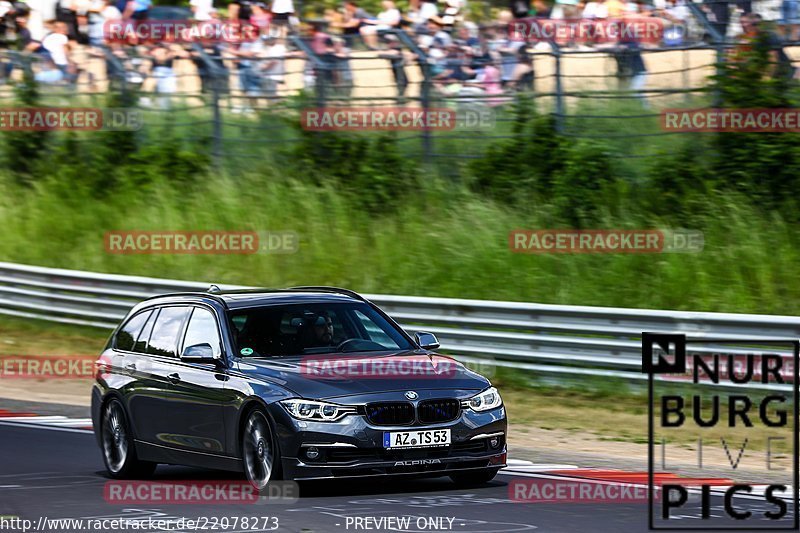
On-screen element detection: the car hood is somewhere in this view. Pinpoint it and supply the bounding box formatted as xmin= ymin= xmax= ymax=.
xmin=236 ymin=350 xmax=490 ymax=400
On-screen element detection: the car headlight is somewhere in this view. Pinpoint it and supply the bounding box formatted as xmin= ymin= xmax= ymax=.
xmin=280 ymin=399 xmax=357 ymax=422
xmin=466 ymin=387 xmax=502 ymax=412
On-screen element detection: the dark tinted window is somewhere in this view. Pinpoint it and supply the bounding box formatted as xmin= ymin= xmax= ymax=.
xmin=232 ymin=302 xmax=412 ymax=357
xmin=182 ymin=307 xmax=222 ymax=358
xmin=115 ymin=310 xmax=152 ymax=351
xmin=148 ymin=307 xmax=190 ymax=358
xmin=133 ymin=309 xmax=158 ymax=353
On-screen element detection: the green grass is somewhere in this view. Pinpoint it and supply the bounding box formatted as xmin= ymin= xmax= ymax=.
xmin=2 ymin=166 xmax=800 ymax=315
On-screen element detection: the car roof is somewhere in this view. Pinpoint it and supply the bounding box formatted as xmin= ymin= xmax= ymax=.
xmin=140 ymin=288 xmax=365 ymax=311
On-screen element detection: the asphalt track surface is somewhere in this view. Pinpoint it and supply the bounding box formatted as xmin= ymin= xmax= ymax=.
xmin=0 ymin=419 xmax=795 ymax=533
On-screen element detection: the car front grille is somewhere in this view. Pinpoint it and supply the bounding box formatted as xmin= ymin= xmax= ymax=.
xmin=417 ymin=399 xmax=461 ymax=424
xmin=364 ymin=399 xmax=462 ymax=426
xmin=365 ymin=402 xmax=415 ymax=425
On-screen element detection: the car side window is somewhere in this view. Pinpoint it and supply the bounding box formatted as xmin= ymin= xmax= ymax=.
xmin=133 ymin=309 xmax=159 ymax=353
xmin=353 ymin=309 xmax=401 ymax=349
xmin=147 ymin=307 xmax=190 ymax=358
xmin=115 ymin=310 xmax=152 ymax=352
xmin=182 ymin=307 xmax=222 ymax=358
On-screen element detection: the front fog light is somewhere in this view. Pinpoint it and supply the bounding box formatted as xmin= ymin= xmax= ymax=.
xmin=305 ymin=447 xmax=320 ymax=460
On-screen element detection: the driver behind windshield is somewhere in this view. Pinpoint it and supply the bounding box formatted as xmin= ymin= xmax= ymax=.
xmin=304 ymin=313 xmax=335 ymax=348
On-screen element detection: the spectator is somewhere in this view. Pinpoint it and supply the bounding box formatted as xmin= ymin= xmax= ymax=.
xmin=330 ymin=36 xmax=352 ymax=95
xmin=87 ymin=0 xmax=120 ymax=47
xmin=379 ymin=33 xmax=408 ymax=100
xmin=190 ymin=0 xmax=214 ymax=21
xmin=260 ymin=33 xmax=286 ymax=99
xmin=120 ymin=0 xmax=149 ymax=20
xmin=41 ymin=20 xmax=77 ymax=82
xmin=405 ymin=0 xmax=437 ymax=31
xmin=148 ymin=43 xmax=189 ymax=108
xmin=660 ymin=0 xmax=688 ymax=45
xmin=339 ymin=0 xmax=370 ymax=46
xmin=613 ymin=21 xmax=648 ymax=106
xmin=552 ymin=0 xmax=581 ymax=19
xmin=454 ymin=22 xmax=479 ymax=48
xmin=360 ymin=0 xmax=400 ymax=48
xmin=434 ymin=43 xmax=476 ymax=94
xmin=437 ymin=0 xmax=462 ymax=29
xmin=532 ymin=0 xmax=551 ymax=17
xmin=705 ymin=0 xmax=729 ymax=40
xmin=249 ymin=2 xmax=270 ymax=31
xmin=270 ymin=0 xmax=295 ymax=36
xmin=605 ymin=0 xmax=626 ymax=19
xmin=1 ymin=14 xmax=38 ymax=82
xmin=230 ymin=29 xmax=265 ymax=112
xmin=228 ymin=0 xmax=254 ymax=22
xmin=582 ymin=0 xmax=607 ymax=18
xmin=740 ymin=12 xmax=795 ymax=79
xmin=418 ymin=18 xmax=451 ymax=48
xmin=511 ymin=0 xmax=530 ymax=18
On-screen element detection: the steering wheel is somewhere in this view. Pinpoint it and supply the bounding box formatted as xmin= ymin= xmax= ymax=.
xmin=336 ymin=339 xmax=386 ymax=353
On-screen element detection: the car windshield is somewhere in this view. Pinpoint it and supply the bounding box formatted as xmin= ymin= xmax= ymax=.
xmin=230 ymin=302 xmax=414 ymax=357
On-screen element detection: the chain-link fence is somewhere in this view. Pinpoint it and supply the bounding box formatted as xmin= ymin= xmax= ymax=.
xmin=0 ymin=10 xmax=796 ymax=169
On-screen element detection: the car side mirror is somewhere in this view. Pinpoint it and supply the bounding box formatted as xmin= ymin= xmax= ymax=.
xmin=415 ymin=331 xmax=440 ymax=351
xmin=181 ymin=343 xmax=216 ymax=363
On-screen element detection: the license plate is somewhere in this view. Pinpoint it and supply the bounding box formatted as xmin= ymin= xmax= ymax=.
xmin=383 ymin=429 xmax=451 ymax=449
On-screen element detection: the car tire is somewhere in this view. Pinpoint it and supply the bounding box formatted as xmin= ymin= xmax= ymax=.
xmin=449 ymin=468 xmax=500 ymax=486
xmin=101 ymin=398 xmax=157 ymax=479
xmin=242 ymin=408 xmax=281 ymax=492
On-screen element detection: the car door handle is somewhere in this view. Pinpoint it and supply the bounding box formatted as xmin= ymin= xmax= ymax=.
xmin=124 ymin=363 xmax=136 ymax=371
xmin=168 ymin=373 xmax=181 ymax=384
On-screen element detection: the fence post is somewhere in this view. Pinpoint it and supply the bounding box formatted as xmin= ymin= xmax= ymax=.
xmin=211 ymin=72 xmax=223 ymax=170
xmin=713 ymin=43 xmax=725 ymax=107
xmin=552 ymin=42 xmax=564 ymax=133
xmin=192 ymin=43 xmax=227 ymax=170
xmin=392 ymin=30 xmax=433 ymax=164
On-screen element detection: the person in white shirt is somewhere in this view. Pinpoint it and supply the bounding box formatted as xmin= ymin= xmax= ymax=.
xmin=261 ymin=34 xmax=286 ymax=98
xmin=270 ymin=0 xmax=295 ymax=36
xmin=190 ymin=0 xmax=214 ymax=20
xmin=41 ymin=21 xmax=74 ymax=76
xmin=87 ymin=0 xmax=120 ymax=46
xmin=360 ymin=0 xmax=400 ymax=48
xmin=582 ymin=0 xmax=608 ymax=18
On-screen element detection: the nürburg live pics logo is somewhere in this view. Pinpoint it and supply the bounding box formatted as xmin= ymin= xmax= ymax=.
xmin=644 ymin=332 xmax=799 ymax=530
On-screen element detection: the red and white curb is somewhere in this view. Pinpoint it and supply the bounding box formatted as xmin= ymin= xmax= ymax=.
xmin=0 ymin=410 xmax=93 ymax=432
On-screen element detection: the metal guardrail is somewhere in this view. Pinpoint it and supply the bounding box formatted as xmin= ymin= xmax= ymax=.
xmin=0 ymin=261 xmax=797 ymax=389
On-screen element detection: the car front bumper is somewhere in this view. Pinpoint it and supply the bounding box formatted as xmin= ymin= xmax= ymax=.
xmin=269 ymin=403 xmax=508 ymax=481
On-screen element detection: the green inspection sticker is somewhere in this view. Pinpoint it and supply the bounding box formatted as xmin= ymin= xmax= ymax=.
xmin=240 ymin=348 xmax=253 ymax=356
